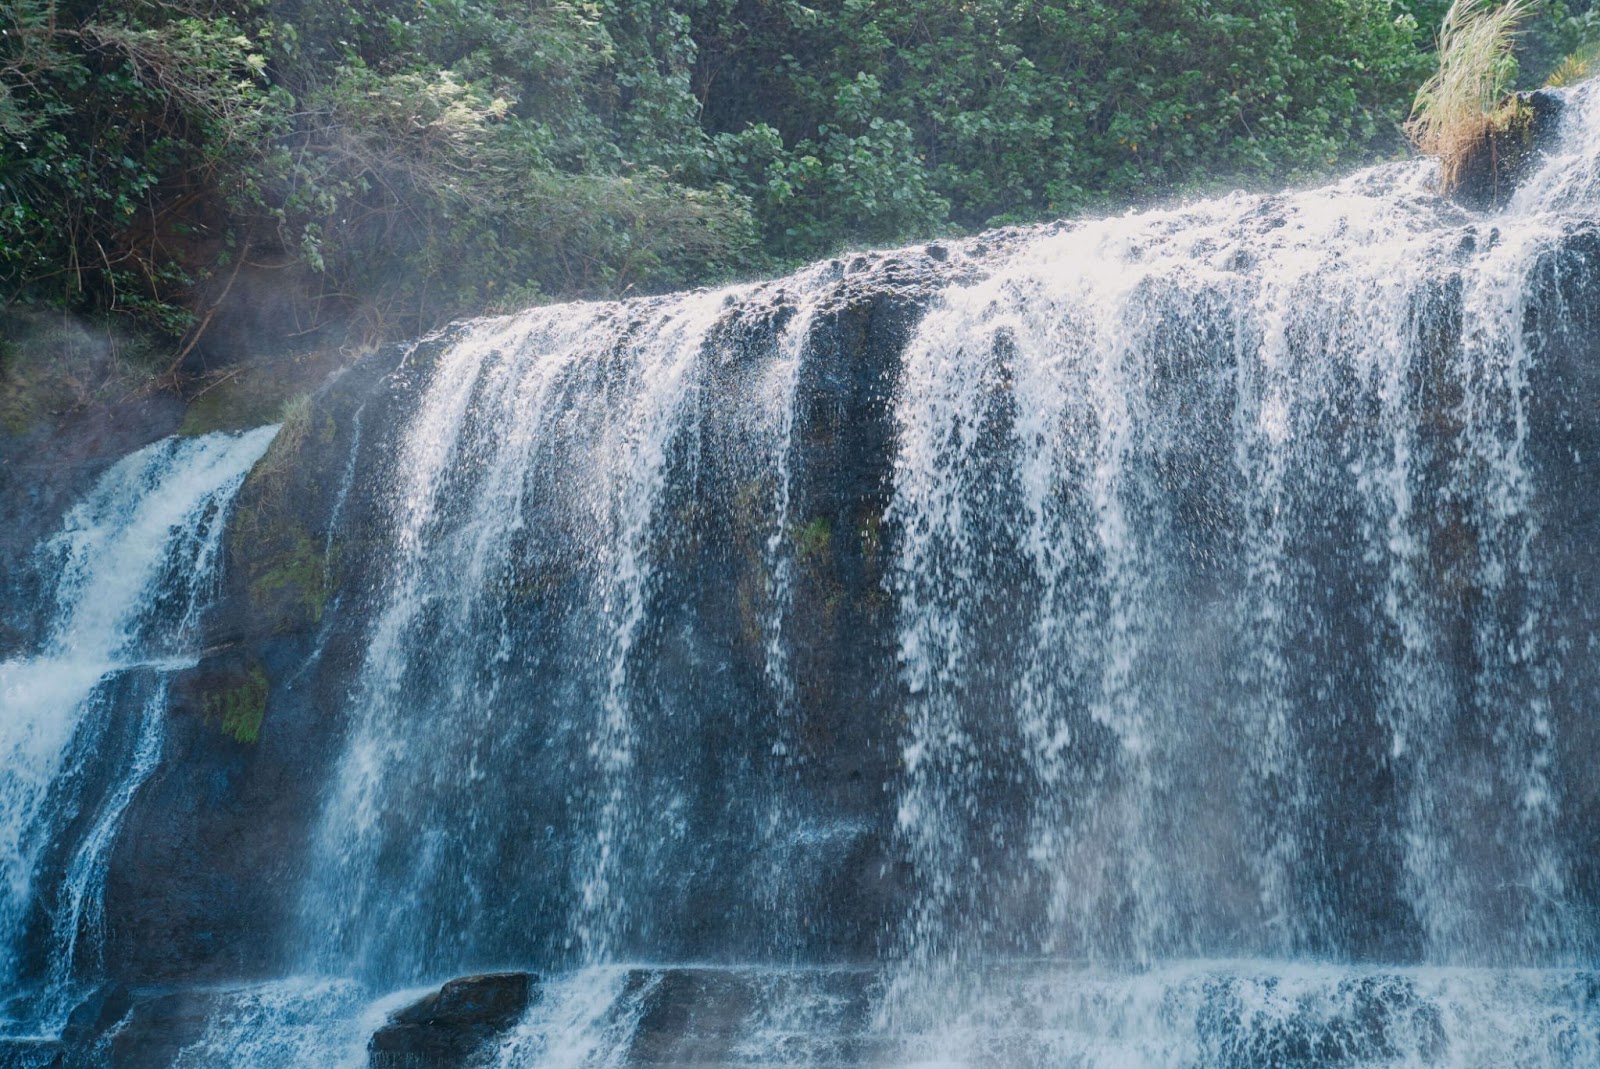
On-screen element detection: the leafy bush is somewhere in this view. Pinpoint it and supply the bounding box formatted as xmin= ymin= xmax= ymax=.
xmin=691 ymin=0 xmax=1439 ymax=257
xmin=3 ymin=0 xmax=1597 ymax=365
xmin=1 ymin=4 xmax=282 ymax=333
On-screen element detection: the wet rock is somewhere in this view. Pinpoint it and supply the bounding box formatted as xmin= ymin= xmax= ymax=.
xmin=105 ymin=343 xmax=403 ymax=984
xmin=101 ymin=988 xmax=219 ymax=1069
xmin=369 ymin=973 xmax=539 ymax=1069
xmin=88 ymin=213 xmax=1600 ymax=990
xmin=1450 ymin=89 xmax=1564 ymax=211
xmin=616 ymin=967 xmax=879 ymax=1067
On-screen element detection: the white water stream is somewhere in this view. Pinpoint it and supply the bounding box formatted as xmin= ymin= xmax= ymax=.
xmin=0 ymin=428 xmax=276 ymax=1035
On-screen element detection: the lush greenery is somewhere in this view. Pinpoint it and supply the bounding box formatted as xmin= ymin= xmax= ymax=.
xmin=2 ymin=0 xmax=1597 ymax=360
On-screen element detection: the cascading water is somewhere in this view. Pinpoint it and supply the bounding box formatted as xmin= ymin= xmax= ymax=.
xmin=884 ymin=124 xmax=1582 ymax=976
xmin=871 ymin=82 xmax=1600 ymax=1046
xmin=0 ymin=428 xmax=276 ymax=1038
xmin=21 ymin=80 xmax=1600 ymax=1069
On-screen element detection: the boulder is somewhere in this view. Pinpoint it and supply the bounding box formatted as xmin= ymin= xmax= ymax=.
xmin=369 ymin=973 xmax=539 ymax=1069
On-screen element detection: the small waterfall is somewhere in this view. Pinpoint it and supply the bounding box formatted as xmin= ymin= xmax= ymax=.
xmin=0 ymin=428 xmax=276 ymax=1035
xmin=166 ymin=979 xmax=418 ymax=1069
xmin=753 ymin=266 xmax=833 ymax=954
xmin=295 ymin=279 xmax=843 ymax=983
xmin=491 ymin=968 xmax=658 ymax=1069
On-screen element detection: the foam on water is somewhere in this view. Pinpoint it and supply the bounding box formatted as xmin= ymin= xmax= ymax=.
xmin=479 ymin=961 xmax=1600 ymax=1069
xmin=167 ymin=977 xmax=434 ymax=1069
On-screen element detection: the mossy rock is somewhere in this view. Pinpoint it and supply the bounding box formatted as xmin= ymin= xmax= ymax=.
xmin=186 ymin=655 xmax=272 ymax=745
xmin=178 ymin=346 xmax=352 ymax=436
xmin=0 ymin=338 xmax=50 ymax=437
xmin=0 ymin=314 xmax=166 ymax=437
xmin=207 ymin=665 xmax=270 ymax=744
xmin=795 ymin=516 xmax=833 ymax=565
xmin=248 ymin=529 xmax=338 ymax=628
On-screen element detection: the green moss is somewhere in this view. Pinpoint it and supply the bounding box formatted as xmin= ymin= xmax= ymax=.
xmin=795 ymin=516 xmax=832 ymax=565
xmin=0 ymin=316 xmax=163 ymax=435
xmin=0 ymin=340 xmax=46 ymax=436
xmin=250 ymin=530 xmax=336 ymax=624
xmin=208 ymin=665 xmax=269 ymax=744
xmin=180 ymin=386 xmax=280 ymax=435
xmin=732 ymin=478 xmax=766 ymax=523
xmin=180 ymin=364 xmax=316 ymax=435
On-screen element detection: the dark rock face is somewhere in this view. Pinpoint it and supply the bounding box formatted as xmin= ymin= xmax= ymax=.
xmin=1525 ymin=222 xmax=1600 ymax=911
xmin=101 ymin=989 xmax=219 ymax=1069
xmin=1450 ymin=89 xmax=1564 ymax=211
xmin=102 ymin=347 xmax=410 ymax=983
xmin=369 ymin=973 xmax=538 ymax=1069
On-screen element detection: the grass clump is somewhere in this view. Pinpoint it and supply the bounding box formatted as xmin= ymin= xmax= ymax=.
xmin=249 ymin=530 xmax=336 ymax=626
xmin=1408 ymin=0 xmax=1534 ymax=194
xmin=795 ymin=517 xmax=833 ymax=565
xmin=1544 ymin=41 xmax=1600 ymax=87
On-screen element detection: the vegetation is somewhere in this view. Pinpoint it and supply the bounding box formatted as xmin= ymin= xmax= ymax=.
xmin=1408 ymin=0 xmax=1534 ymax=191
xmin=1543 ymin=36 xmax=1600 ymax=83
xmin=2 ymin=0 xmax=1597 ymax=377
xmin=207 ymin=663 xmax=270 ymax=744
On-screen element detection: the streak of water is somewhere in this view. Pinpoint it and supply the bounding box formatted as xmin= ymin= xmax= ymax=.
xmin=0 ymin=428 xmax=277 ymax=1034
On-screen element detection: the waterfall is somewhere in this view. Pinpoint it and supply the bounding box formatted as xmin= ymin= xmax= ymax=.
xmin=884 ymin=84 xmax=1600 ymax=983
xmin=182 ymin=81 xmax=1600 ymax=1069
xmin=0 ymin=428 xmax=276 ymax=1037
xmin=17 ymin=81 xmax=1600 ymax=1068
xmin=295 ymin=283 xmax=838 ymax=981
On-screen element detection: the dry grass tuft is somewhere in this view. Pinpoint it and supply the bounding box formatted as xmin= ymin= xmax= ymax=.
xmin=1408 ymin=0 xmax=1534 ymax=193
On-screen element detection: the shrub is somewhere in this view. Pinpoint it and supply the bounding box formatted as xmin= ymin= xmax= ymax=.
xmin=1408 ymin=0 xmax=1535 ymax=192
xmin=1543 ymin=39 xmax=1600 ymax=84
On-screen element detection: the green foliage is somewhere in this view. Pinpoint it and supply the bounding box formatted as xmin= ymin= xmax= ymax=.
xmin=4 ymin=0 xmax=1596 ymax=357
xmin=2 ymin=0 xmax=758 ymax=348
xmin=795 ymin=516 xmax=832 ymax=565
xmin=1 ymin=4 xmax=283 ymax=328
xmin=250 ymin=529 xmax=335 ymax=624
xmin=692 ymin=0 xmax=1440 ymax=257
xmin=178 ymin=368 xmax=314 ymax=435
xmin=0 ymin=312 xmax=165 ymax=435
xmin=1545 ymin=37 xmax=1600 ymax=83
xmin=1516 ymin=1 xmax=1600 ymax=85
xmin=208 ymin=664 xmax=270 ymax=744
